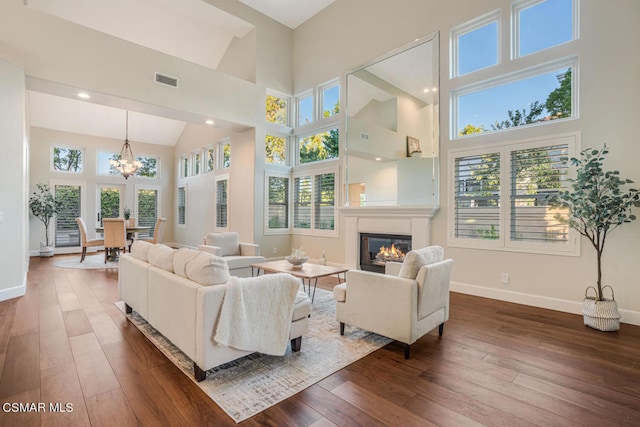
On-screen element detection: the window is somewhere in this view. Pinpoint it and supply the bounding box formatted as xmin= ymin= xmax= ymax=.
xmin=177 ymin=186 xmax=186 ymax=227
xmin=206 ymin=145 xmax=215 ymax=173
xmin=192 ymin=151 xmax=201 ymax=176
xmin=299 ymin=128 xmax=339 ymax=164
xmin=179 ymin=154 xmax=189 ymax=178
xmin=52 ymin=146 xmax=83 ymax=173
xmin=451 ymin=1 xmax=578 ymax=139
xmin=297 ymin=92 xmax=314 ymax=126
xmin=293 ymin=170 xmax=337 ymax=234
xmin=266 ymin=176 xmax=289 ymax=231
xmin=132 ymin=155 xmax=159 ymax=178
xmin=514 ymin=0 xmax=575 ymax=58
xmin=320 ymin=82 xmax=340 ymax=118
xmin=53 ymin=182 xmax=83 ymax=247
xmin=98 ymin=152 xmax=120 ymax=175
xmin=98 ymin=184 xmax=124 ymax=225
xmin=218 ymin=139 xmax=231 ymax=169
xmin=265 ymin=134 xmax=288 ymax=164
xmin=216 ymin=178 xmax=228 ymax=229
xmin=455 ymin=61 xmax=574 ymax=137
xmin=266 ymin=93 xmax=289 ymax=126
xmin=451 ymin=10 xmax=500 ymax=77
xmin=136 ymin=186 xmax=159 ymax=238
xmin=449 ymin=133 xmax=576 ymax=254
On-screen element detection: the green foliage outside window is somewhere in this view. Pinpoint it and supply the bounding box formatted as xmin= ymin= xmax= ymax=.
xmin=53 ymin=147 xmax=83 ymax=172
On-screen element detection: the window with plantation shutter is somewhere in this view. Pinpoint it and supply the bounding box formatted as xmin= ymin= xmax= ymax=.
xmin=293 ymin=176 xmax=312 ymax=229
xmin=177 ymin=186 xmax=186 ymax=226
xmin=136 ymin=187 xmax=159 ymax=239
xmin=450 ymin=133 xmax=578 ymax=255
xmin=454 ymin=152 xmax=501 ymax=240
xmin=267 ymin=176 xmax=289 ymax=230
xmin=315 ymin=173 xmax=335 ymax=230
xmin=54 ymin=183 xmax=82 ymax=247
xmin=510 ymin=143 xmax=569 ymax=243
xmin=216 ymin=179 xmax=228 ymax=228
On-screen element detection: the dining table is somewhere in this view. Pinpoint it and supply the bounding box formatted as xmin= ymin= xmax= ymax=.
xmin=95 ymin=224 xmax=152 ymax=259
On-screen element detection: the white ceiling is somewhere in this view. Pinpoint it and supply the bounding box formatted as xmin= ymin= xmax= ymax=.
xmin=238 ymin=0 xmax=335 ymax=29
xmin=23 ymin=0 xmax=337 ymax=146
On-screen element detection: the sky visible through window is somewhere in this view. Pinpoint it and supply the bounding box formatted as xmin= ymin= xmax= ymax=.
xmin=457 ymin=0 xmax=573 ymax=134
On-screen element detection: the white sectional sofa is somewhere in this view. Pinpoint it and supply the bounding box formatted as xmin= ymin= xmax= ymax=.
xmin=118 ymin=241 xmax=311 ymax=381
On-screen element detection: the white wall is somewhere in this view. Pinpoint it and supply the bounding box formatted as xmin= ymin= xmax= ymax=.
xmin=0 ymin=58 xmax=29 ymax=300
xmin=296 ymin=0 xmax=640 ymax=322
xmin=28 ymin=127 xmax=175 ymax=253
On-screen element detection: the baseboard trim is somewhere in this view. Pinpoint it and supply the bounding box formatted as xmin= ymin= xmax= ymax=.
xmin=450 ymin=281 xmax=640 ymax=327
xmin=0 ymin=278 xmax=27 ymax=302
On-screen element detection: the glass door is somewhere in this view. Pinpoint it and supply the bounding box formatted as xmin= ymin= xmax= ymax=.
xmin=53 ymin=183 xmax=82 ymax=248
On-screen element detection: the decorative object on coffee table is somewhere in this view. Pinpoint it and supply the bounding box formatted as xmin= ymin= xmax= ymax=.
xmin=286 ymin=247 xmax=308 ymax=269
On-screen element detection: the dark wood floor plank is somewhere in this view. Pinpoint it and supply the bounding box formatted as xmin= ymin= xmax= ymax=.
xmin=10 ymin=288 xmax=39 ymax=338
xmin=40 ymin=362 xmax=91 ymax=426
xmin=332 ymin=380 xmax=437 ymax=427
xmin=68 ymin=333 xmax=121 ymax=399
xmin=0 ymin=333 xmax=40 ymax=399
xmin=85 ymin=388 xmax=139 ymax=427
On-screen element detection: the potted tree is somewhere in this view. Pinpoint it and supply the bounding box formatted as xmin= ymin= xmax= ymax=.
xmin=29 ymin=183 xmax=62 ymax=257
xmin=550 ymin=145 xmax=640 ymax=331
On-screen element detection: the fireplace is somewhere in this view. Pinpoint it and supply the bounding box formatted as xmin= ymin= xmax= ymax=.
xmin=360 ymin=233 xmax=412 ymax=273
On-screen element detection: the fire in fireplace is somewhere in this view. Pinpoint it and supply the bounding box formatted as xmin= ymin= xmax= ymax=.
xmin=360 ymin=233 xmax=412 ymax=273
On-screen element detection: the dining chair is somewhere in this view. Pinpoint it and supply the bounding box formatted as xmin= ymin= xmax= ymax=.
xmin=102 ymin=218 xmax=127 ymax=263
xmin=75 ymin=218 xmax=104 ymax=262
xmin=140 ymin=217 xmax=166 ymax=244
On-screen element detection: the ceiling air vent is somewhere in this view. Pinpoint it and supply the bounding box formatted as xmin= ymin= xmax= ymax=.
xmin=154 ymin=72 xmax=178 ymax=88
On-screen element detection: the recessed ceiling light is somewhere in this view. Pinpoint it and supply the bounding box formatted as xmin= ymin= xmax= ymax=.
xmin=77 ymin=92 xmax=90 ymax=99
xmin=432 ymin=87 xmax=438 ymax=92
xmin=375 ymin=157 xmax=382 ymax=161
xmin=423 ymin=88 xmax=429 ymax=93
xmin=205 ymin=119 xmax=214 ymax=125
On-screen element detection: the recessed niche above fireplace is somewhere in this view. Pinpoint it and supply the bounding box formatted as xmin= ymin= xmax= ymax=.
xmin=360 ymin=233 xmax=412 ymax=273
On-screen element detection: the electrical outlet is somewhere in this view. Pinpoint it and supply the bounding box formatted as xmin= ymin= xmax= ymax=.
xmin=501 ymin=273 xmax=509 ymax=284
xmin=273 ymin=247 xmax=277 ymax=254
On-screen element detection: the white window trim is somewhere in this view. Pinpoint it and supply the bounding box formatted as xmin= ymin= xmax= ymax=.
xmin=97 ymin=151 xmax=120 ymax=177
xmin=448 ymin=132 xmax=580 ymax=256
xmin=265 ymin=131 xmax=291 ymax=166
xmin=318 ymin=78 xmax=341 ymax=118
xmin=295 ymin=89 xmax=314 ymax=128
xmin=51 ymin=145 xmax=85 ymax=174
xmin=179 ymin=154 xmax=189 ymax=180
xmin=292 ymin=163 xmax=339 ymax=237
xmin=191 ymin=150 xmax=201 ymax=176
xmin=450 ymin=9 xmax=501 ymax=78
xmin=511 ymin=0 xmax=580 ymax=60
xmin=214 ymin=174 xmax=229 ymax=232
xmin=451 ymin=56 xmax=578 ymax=140
xmin=264 ymin=171 xmax=291 ymax=235
xmin=177 ymin=184 xmax=187 ymax=229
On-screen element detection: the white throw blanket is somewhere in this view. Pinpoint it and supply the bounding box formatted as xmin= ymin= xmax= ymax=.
xmin=214 ymin=273 xmax=301 ymax=355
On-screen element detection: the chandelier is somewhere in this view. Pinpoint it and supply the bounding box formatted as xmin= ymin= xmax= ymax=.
xmin=110 ymin=110 xmax=142 ymax=179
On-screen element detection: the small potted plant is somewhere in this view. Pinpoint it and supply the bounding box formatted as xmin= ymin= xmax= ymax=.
xmin=550 ymin=145 xmax=640 ymax=331
xmin=123 ymin=207 xmax=134 ymax=227
xmin=29 ymin=183 xmax=62 ymax=257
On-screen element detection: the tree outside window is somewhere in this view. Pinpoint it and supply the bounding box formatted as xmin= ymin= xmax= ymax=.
xmin=53 ymin=147 xmax=83 ymax=172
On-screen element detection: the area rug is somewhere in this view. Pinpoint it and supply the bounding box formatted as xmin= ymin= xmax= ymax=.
xmin=54 ymin=254 xmax=119 ymax=269
xmin=117 ymin=288 xmax=392 ymax=423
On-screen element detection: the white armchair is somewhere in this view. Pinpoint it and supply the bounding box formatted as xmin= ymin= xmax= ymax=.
xmin=198 ymin=232 xmax=265 ymax=277
xmin=333 ymin=246 xmax=453 ymax=359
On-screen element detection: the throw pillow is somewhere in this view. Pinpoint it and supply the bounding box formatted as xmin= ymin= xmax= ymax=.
xmin=130 ymin=240 xmax=154 ymax=262
xmin=148 ymin=244 xmax=176 ymax=272
xmin=398 ymin=246 xmax=444 ymax=279
xmin=173 ymin=247 xmax=201 ymax=278
xmin=186 ymin=252 xmax=230 ymax=286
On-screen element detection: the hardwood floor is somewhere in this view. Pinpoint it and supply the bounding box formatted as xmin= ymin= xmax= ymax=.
xmin=0 ymin=254 xmax=639 ymax=426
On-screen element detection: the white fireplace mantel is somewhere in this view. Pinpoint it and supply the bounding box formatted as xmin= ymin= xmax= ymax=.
xmin=337 ymin=205 xmax=440 ymax=269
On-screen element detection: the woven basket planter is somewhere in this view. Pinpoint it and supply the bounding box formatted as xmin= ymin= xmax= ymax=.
xmin=582 ymin=285 xmax=621 ymax=331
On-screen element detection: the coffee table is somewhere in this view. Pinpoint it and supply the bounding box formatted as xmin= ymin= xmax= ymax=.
xmin=251 ymin=260 xmax=348 ymax=303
